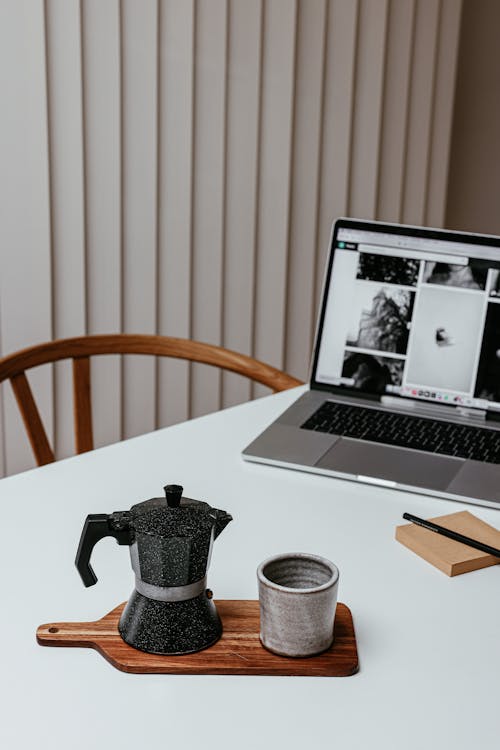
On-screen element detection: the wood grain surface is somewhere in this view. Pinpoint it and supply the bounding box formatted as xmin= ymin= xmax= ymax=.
xmin=37 ymin=600 xmax=358 ymax=677
xmin=396 ymin=510 xmax=500 ymax=576
xmin=0 ymin=334 xmax=303 ymax=466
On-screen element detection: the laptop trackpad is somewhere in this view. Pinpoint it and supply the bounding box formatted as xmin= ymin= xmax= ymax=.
xmin=315 ymin=438 xmax=463 ymax=491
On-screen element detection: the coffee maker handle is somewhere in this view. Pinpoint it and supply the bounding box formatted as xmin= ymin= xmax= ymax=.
xmin=75 ymin=513 xmax=131 ymax=587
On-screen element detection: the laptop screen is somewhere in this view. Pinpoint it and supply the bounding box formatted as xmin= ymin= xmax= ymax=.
xmin=312 ymin=220 xmax=500 ymax=412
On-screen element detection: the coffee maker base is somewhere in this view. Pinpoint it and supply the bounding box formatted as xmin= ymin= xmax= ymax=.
xmin=118 ymin=589 xmax=223 ymax=655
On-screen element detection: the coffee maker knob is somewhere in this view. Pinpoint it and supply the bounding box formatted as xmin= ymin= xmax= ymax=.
xmin=164 ymin=484 xmax=183 ymax=507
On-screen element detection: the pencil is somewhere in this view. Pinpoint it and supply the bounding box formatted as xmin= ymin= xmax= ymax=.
xmin=402 ymin=512 xmax=500 ymax=559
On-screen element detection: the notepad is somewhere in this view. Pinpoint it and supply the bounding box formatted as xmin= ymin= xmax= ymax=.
xmin=395 ymin=510 xmax=500 ymax=576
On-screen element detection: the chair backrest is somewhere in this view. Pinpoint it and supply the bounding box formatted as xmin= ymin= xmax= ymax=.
xmin=0 ymin=334 xmax=303 ymax=467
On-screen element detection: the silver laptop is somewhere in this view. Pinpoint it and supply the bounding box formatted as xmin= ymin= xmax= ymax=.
xmin=243 ymin=218 xmax=500 ymax=509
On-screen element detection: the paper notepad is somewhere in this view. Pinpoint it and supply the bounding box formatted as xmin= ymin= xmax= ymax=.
xmin=395 ymin=510 xmax=500 ymax=576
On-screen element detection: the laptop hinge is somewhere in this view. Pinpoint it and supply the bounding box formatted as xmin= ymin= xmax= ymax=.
xmin=380 ymin=395 xmax=486 ymax=422
xmin=381 ymin=395 xmax=455 ymax=420
xmin=456 ymin=406 xmax=487 ymax=423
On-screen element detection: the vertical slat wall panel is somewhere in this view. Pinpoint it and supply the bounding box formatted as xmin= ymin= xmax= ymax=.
xmin=0 ymin=309 xmax=6 ymax=476
xmin=425 ymin=0 xmax=462 ymax=228
xmin=348 ymin=0 xmax=388 ymax=218
xmin=45 ymin=0 xmax=86 ymax=459
xmin=190 ymin=0 xmax=228 ymax=418
xmin=315 ymin=0 xmax=358 ymax=316
xmin=376 ymin=0 xmax=415 ymax=223
xmin=121 ymin=0 xmax=158 ymax=439
xmin=402 ymin=0 xmax=441 ymax=225
xmin=0 ymin=0 xmax=464 ymax=475
xmin=222 ymin=0 xmax=262 ymax=409
xmin=81 ymin=0 xmax=122 ymax=448
xmin=157 ymin=0 xmax=195 ymax=429
xmin=253 ymin=0 xmax=297 ymax=398
xmin=285 ymin=0 xmax=328 ymax=382
xmin=0 ymin=0 xmax=53 ymax=475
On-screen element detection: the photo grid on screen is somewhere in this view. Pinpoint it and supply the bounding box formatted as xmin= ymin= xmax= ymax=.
xmin=338 ymin=249 xmax=500 ymax=404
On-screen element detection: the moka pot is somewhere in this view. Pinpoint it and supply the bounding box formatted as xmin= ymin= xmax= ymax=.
xmin=75 ymin=484 xmax=232 ymax=655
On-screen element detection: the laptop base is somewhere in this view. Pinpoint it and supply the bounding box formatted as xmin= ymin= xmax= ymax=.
xmin=242 ymin=390 xmax=500 ymax=510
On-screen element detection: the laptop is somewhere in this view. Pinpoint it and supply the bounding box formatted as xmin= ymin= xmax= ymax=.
xmin=243 ymin=218 xmax=500 ymax=509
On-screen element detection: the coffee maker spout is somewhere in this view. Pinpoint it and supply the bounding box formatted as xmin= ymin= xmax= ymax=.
xmin=213 ymin=509 xmax=232 ymax=539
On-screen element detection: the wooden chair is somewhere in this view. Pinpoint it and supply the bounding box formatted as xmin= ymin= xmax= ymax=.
xmin=0 ymin=334 xmax=303 ymax=467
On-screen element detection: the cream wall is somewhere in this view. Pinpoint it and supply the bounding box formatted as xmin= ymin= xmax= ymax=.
xmin=0 ymin=0 xmax=462 ymax=475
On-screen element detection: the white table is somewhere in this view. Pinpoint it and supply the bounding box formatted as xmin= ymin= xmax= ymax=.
xmin=1 ymin=386 xmax=499 ymax=749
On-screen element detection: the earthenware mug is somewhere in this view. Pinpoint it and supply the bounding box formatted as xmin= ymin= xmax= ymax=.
xmin=257 ymin=552 xmax=339 ymax=658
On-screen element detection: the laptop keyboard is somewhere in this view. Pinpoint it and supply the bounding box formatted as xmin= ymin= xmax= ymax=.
xmin=301 ymin=400 xmax=500 ymax=464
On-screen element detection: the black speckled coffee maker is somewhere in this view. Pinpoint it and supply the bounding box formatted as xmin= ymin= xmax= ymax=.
xmin=75 ymin=484 xmax=232 ymax=655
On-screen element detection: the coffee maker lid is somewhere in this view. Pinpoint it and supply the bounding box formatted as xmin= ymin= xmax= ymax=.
xmin=129 ymin=484 xmax=220 ymax=537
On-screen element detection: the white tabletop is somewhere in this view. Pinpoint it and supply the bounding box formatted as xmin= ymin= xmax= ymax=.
xmin=1 ymin=386 xmax=499 ymax=750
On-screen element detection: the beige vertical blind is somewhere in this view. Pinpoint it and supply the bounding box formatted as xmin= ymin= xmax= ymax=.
xmin=0 ymin=0 xmax=462 ymax=475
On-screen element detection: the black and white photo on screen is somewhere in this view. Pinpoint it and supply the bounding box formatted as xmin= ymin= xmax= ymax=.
xmin=423 ymin=261 xmax=488 ymax=290
xmin=346 ymin=283 xmax=414 ymax=355
xmin=405 ymin=286 xmax=485 ymax=392
xmin=474 ymin=302 xmax=500 ymax=402
xmin=341 ymin=351 xmax=404 ymax=394
xmin=488 ymin=269 xmax=500 ymax=298
xmin=356 ymin=252 xmax=420 ymax=286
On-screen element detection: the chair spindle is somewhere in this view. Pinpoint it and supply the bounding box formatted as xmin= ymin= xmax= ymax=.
xmin=9 ymin=372 xmax=55 ymax=465
xmin=72 ymin=356 xmax=94 ymax=454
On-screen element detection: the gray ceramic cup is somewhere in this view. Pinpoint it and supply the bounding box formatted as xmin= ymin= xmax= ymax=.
xmin=257 ymin=552 xmax=339 ymax=658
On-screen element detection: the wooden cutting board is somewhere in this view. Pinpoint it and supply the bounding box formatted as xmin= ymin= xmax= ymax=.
xmin=396 ymin=510 xmax=500 ymax=576
xmin=36 ymin=600 xmax=358 ymax=677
